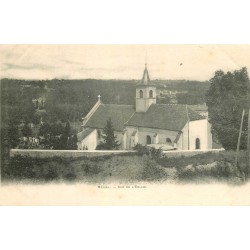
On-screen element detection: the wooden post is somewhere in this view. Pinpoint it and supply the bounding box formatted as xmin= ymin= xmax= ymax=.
xmin=247 ymin=109 xmax=250 ymax=176
xmin=235 ymin=109 xmax=245 ymax=179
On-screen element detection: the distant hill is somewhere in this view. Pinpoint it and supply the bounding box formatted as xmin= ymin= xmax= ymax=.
xmin=1 ymin=78 xmax=210 ymax=123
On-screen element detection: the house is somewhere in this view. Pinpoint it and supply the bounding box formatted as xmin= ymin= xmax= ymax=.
xmin=77 ymin=64 xmax=213 ymax=151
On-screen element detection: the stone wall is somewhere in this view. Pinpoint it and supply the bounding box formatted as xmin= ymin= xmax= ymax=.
xmin=10 ymin=148 xmax=224 ymax=159
xmin=10 ymin=149 xmax=136 ymax=158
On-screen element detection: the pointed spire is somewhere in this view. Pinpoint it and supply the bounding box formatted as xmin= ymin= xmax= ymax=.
xmin=142 ymin=64 xmax=150 ymax=85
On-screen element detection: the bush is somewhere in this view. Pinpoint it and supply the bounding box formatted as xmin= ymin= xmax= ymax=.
xmin=177 ymin=161 xmax=236 ymax=183
xmin=134 ymin=144 xmax=150 ymax=156
xmin=141 ymin=155 xmax=168 ymax=181
xmin=44 ymin=168 xmax=59 ymax=181
xmin=134 ymin=144 xmax=163 ymax=162
xmin=63 ymin=172 xmax=77 ymax=181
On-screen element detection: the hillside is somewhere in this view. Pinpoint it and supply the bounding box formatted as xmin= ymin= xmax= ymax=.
xmin=2 ymin=150 xmax=247 ymax=185
xmin=1 ymin=78 xmax=210 ymax=123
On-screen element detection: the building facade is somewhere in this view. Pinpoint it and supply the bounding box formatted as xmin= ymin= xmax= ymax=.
xmin=77 ymin=65 xmax=213 ymax=151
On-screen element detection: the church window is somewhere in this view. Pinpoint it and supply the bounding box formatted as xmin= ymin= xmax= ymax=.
xmin=195 ymin=138 xmax=200 ymax=150
xmin=149 ymin=90 xmax=153 ymax=98
xmin=146 ymin=135 xmax=151 ymax=145
xmin=166 ymin=138 xmax=172 ymax=145
xmin=139 ymin=90 xmax=143 ymax=98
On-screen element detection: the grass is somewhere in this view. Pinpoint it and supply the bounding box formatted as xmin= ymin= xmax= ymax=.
xmin=2 ymin=150 xmax=249 ymax=185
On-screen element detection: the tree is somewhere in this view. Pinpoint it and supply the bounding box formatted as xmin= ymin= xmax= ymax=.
xmin=5 ymin=123 xmax=19 ymax=149
xmin=97 ymin=118 xmax=119 ymax=150
xmin=206 ymin=67 xmax=249 ymax=150
xmin=58 ymin=121 xmax=71 ymax=149
xmin=21 ymin=123 xmax=32 ymax=137
xmin=68 ymin=134 xmax=78 ymax=150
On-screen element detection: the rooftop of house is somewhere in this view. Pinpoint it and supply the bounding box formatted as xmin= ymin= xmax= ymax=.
xmin=189 ymin=104 xmax=208 ymax=112
xmin=125 ymin=104 xmax=204 ymax=131
xmin=83 ymin=104 xmax=135 ymax=132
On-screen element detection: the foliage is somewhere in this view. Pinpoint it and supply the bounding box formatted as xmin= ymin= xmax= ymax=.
xmin=2 ymin=150 xmax=249 ymax=184
xmin=68 ymin=134 xmax=78 ymax=150
xmin=97 ymin=118 xmax=120 ymax=150
xmin=141 ymin=155 xmax=168 ymax=181
xmin=38 ymin=121 xmax=77 ymax=150
xmin=206 ymin=68 xmax=249 ymax=150
xmin=134 ymin=144 xmax=150 ymax=156
xmin=21 ymin=123 xmax=32 ymax=137
xmin=133 ymin=144 xmax=163 ymax=161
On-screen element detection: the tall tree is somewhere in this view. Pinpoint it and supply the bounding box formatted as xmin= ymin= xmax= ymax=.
xmin=97 ymin=118 xmax=120 ymax=150
xmin=68 ymin=134 xmax=78 ymax=150
xmin=206 ymin=67 xmax=249 ymax=150
xmin=21 ymin=123 xmax=32 ymax=137
xmin=58 ymin=121 xmax=71 ymax=149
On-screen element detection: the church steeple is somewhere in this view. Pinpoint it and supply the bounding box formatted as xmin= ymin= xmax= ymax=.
xmin=135 ymin=64 xmax=156 ymax=112
xmin=142 ymin=64 xmax=150 ymax=85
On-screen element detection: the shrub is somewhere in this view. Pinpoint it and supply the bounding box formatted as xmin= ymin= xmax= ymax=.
xmin=134 ymin=144 xmax=163 ymax=163
xmin=44 ymin=168 xmax=59 ymax=181
xmin=63 ymin=172 xmax=77 ymax=181
xmin=141 ymin=155 xmax=168 ymax=182
xmin=149 ymin=146 xmax=163 ymax=160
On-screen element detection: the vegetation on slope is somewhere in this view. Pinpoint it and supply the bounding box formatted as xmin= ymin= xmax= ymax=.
xmin=2 ymin=150 xmax=248 ymax=185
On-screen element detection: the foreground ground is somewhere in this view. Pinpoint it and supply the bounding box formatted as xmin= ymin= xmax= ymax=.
xmin=2 ymin=150 xmax=249 ymax=185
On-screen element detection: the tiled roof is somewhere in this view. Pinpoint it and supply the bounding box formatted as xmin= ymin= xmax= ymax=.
xmin=84 ymin=104 xmax=135 ymax=132
xmin=125 ymin=104 xmax=204 ymax=131
xmin=189 ymin=105 xmax=208 ymax=112
xmin=77 ymin=128 xmax=95 ymax=142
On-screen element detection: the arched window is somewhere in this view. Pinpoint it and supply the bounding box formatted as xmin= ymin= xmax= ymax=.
xmin=166 ymin=138 xmax=172 ymax=145
xmin=139 ymin=90 xmax=143 ymax=98
xmin=146 ymin=135 xmax=151 ymax=145
xmin=149 ymin=90 xmax=153 ymax=98
xmin=195 ymin=138 xmax=200 ymax=150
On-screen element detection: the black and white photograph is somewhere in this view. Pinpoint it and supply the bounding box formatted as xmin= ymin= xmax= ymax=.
xmin=1 ymin=44 xmax=250 ymax=205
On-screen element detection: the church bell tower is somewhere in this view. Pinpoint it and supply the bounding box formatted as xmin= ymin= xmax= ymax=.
xmin=135 ymin=64 xmax=156 ymax=112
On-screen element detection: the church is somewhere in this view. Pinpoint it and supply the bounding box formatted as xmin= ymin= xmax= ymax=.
xmin=77 ymin=65 xmax=213 ymax=151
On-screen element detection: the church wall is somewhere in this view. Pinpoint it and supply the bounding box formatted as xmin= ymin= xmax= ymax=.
xmin=80 ymin=129 xmax=124 ymax=150
xmin=181 ymin=123 xmax=189 ymax=150
xmin=136 ymin=86 xmax=156 ymax=98
xmin=114 ymin=131 xmax=123 ymax=149
xmin=125 ymin=126 xmax=139 ymax=149
xmin=182 ymin=119 xmax=212 ymax=150
xmin=138 ymin=127 xmax=178 ymax=146
xmin=125 ymin=126 xmax=180 ymax=149
xmin=79 ymin=129 xmax=98 ymax=150
xmin=136 ymin=86 xmax=156 ymax=112
xmin=135 ymin=99 xmax=154 ymax=112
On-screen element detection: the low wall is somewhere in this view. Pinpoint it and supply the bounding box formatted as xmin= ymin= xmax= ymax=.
xmin=10 ymin=149 xmax=137 ymax=158
xmin=163 ymin=149 xmax=224 ymax=157
xmin=10 ymin=148 xmax=224 ymax=159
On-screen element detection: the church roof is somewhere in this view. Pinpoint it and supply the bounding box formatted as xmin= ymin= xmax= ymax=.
xmin=137 ymin=64 xmax=156 ymax=87
xmin=84 ymin=104 xmax=135 ymax=132
xmin=189 ymin=104 xmax=208 ymax=112
xmin=125 ymin=104 xmax=204 ymax=131
xmin=142 ymin=64 xmax=150 ymax=84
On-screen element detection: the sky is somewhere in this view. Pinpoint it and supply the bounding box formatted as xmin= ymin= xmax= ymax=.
xmin=1 ymin=44 xmax=250 ymax=81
